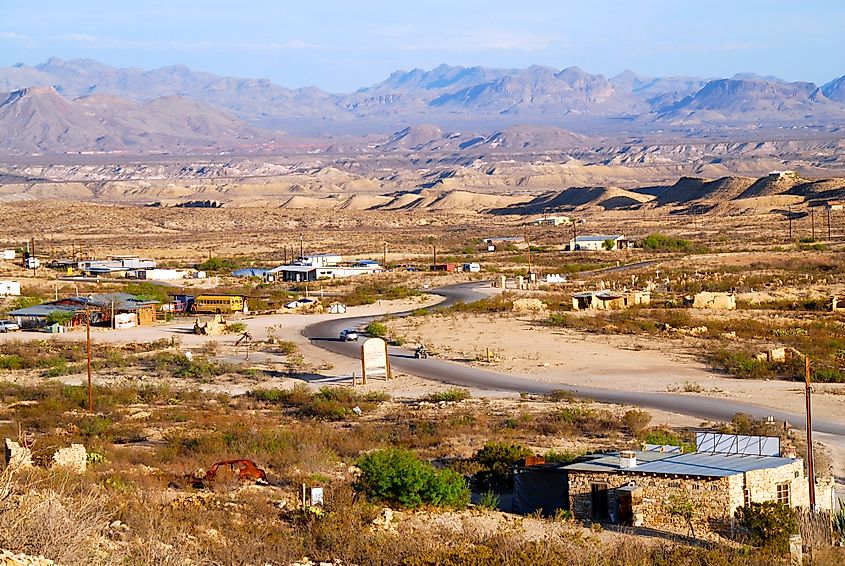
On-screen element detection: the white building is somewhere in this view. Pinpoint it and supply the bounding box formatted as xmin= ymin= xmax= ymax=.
xmin=0 ymin=281 xmax=21 ymax=296
xmin=532 ymin=216 xmax=570 ymax=226
xmin=569 ymin=235 xmax=630 ymax=252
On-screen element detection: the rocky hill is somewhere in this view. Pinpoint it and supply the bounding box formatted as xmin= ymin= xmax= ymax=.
xmin=1 ymin=58 xmax=844 ymax=140
xmin=0 ymin=86 xmax=271 ymax=154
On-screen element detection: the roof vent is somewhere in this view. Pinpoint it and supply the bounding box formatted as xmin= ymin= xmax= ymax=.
xmin=619 ymin=450 xmax=637 ymax=469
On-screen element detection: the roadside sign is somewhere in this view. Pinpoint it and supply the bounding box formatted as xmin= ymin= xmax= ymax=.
xmin=361 ymin=337 xmax=392 ymax=384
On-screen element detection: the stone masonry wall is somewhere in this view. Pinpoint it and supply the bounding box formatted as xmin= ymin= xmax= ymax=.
xmin=568 ymin=471 xmax=732 ymax=536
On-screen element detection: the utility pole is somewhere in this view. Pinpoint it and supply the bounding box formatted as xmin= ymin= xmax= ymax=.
xmin=525 ymin=229 xmax=532 ymax=281
xmin=432 ymin=244 xmax=437 ymax=266
xmin=299 ymin=234 xmax=304 ymax=261
xmin=788 ymin=206 xmax=793 ymax=241
xmin=86 ymin=309 xmax=93 ymax=414
xmin=805 ymin=355 xmax=816 ymax=511
xmin=383 ymin=242 xmax=387 ymax=267
xmin=811 ymin=209 xmax=815 ymax=241
xmin=828 ymin=207 xmax=832 ymax=241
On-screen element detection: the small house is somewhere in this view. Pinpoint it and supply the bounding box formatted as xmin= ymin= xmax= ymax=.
xmin=514 ymin=433 xmax=835 ymax=537
xmin=0 ymin=281 xmax=21 ymax=296
xmin=569 ymin=235 xmax=630 ymax=252
xmin=532 ymin=216 xmax=571 ymax=226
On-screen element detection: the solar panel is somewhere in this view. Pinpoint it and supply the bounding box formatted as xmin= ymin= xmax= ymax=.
xmin=695 ymin=432 xmax=780 ymax=457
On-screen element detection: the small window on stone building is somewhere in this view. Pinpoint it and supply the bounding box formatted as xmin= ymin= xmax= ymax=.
xmin=776 ymin=482 xmax=790 ymax=506
xmin=794 ymin=471 xmax=799 ymax=478
xmin=743 ymin=489 xmax=751 ymax=507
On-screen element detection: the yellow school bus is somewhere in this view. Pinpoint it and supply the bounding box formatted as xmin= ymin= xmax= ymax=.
xmin=190 ymin=295 xmax=245 ymax=314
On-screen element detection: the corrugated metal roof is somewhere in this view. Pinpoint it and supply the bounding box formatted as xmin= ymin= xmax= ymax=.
xmin=9 ymin=304 xmax=82 ymax=317
xmin=563 ymin=450 xmax=797 ymax=478
xmin=574 ymin=235 xmax=624 ymax=242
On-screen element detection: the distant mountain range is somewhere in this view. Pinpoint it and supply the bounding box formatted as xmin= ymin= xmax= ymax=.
xmin=1 ymin=58 xmax=845 ymax=155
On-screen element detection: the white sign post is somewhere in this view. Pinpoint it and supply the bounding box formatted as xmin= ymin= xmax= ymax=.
xmin=361 ymin=337 xmax=392 ymax=384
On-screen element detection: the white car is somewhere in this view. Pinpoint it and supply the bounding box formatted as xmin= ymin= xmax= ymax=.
xmin=339 ymin=329 xmax=359 ymax=341
xmin=0 ymin=320 xmax=20 ymax=332
xmin=285 ymin=298 xmax=317 ymax=309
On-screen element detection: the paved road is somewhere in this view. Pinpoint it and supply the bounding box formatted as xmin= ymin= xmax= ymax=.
xmin=304 ymin=282 xmax=845 ymax=438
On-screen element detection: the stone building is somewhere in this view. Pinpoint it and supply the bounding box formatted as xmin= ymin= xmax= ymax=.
xmin=514 ymin=435 xmax=835 ymax=538
xmin=571 ymin=290 xmax=650 ymax=311
xmin=691 ymin=291 xmax=736 ymax=310
xmin=560 ymin=449 xmax=833 ymax=537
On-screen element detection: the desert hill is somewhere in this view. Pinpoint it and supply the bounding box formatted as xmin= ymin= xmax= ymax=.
xmin=0 ymin=86 xmax=269 ymax=154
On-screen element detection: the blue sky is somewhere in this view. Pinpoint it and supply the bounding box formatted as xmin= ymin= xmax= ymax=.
xmin=1 ymin=1 xmax=843 ymax=92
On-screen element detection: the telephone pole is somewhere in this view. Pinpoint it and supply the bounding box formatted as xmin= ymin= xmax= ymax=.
xmin=525 ymin=229 xmax=532 ymax=280
xmin=383 ymin=242 xmax=387 ymax=267
xmin=787 ymin=206 xmax=793 ymax=240
xmin=86 ymin=309 xmax=93 ymax=413
xmin=805 ymin=355 xmax=816 ymax=511
xmin=828 ymin=207 xmax=832 ymax=241
xmin=810 ymin=209 xmax=815 ymax=240
xmin=299 ymin=234 xmax=304 ymax=261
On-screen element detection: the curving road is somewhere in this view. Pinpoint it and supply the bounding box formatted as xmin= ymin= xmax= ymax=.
xmin=304 ymin=281 xmax=845 ymax=438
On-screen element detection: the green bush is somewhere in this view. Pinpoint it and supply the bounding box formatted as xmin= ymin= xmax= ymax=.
xmin=471 ymin=442 xmax=532 ymax=489
xmin=355 ymin=448 xmax=469 ymax=508
xmin=46 ymin=310 xmax=74 ymax=325
xmin=225 ymin=322 xmax=247 ymax=334
xmin=365 ymin=321 xmax=388 ymax=338
xmin=423 ymin=388 xmax=470 ymax=403
xmin=477 ymin=490 xmax=500 ymax=510
xmin=734 ymin=501 xmax=797 ymax=554
xmin=123 ymin=282 xmax=170 ymax=303
xmin=642 ymin=428 xmax=695 ymax=453
xmin=197 ymin=257 xmax=242 ymax=272
xmin=641 ymin=233 xmax=692 ymax=252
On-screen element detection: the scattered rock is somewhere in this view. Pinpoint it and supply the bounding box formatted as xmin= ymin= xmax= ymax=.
xmin=372 ymin=507 xmax=395 ymax=531
xmin=51 ymin=443 xmax=87 ymax=474
xmin=511 ymin=298 xmax=548 ymax=314
xmin=4 ymin=439 xmax=32 ymax=471
xmin=0 ymin=549 xmax=57 ymax=565
xmin=128 ymin=410 xmax=151 ymax=420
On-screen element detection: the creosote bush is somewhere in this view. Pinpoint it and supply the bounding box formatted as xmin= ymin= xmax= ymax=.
xmin=355 ymin=448 xmax=469 ymax=508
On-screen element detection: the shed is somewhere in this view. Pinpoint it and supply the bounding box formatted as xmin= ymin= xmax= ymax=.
xmin=569 ymin=235 xmax=630 ymax=252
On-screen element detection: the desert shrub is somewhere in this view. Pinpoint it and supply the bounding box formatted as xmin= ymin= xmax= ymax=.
xmin=834 ymin=499 xmax=845 ymax=545
xmin=365 ymin=321 xmax=388 ymax=338
xmin=124 ymin=281 xmax=170 ymax=303
xmin=734 ymin=501 xmax=797 ymax=554
xmin=642 ymin=428 xmax=695 ymax=452
xmin=641 ymin=233 xmax=692 ymax=252
xmin=477 ymin=490 xmax=500 ymax=510
xmin=9 ymin=295 xmax=44 ymax=310
xmin=46 ymin=310 xmax=74 ymax=325
xmin=225 ymin=322 xmax=247 ymax=334
xmin=471 ymin=442 xmax=532 ymax=489
xmin=544 ymin=449 xmax=580 ymax=464
xmin=198 ymin=257 xmax=242 ymax=272
xmin=545 ymin=389 xmax=575 ymax=403
xmin=275 ymin=340 xmax=299 ymax=355
xmin=355 ymin=448 xmax=469 ymax=508
xmin=423 ymin=388 xmax=470 ymax=403
xmin=623 ymin=409 xmax=652 ymax=436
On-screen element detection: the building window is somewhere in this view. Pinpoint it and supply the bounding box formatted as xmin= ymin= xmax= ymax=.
xmin=776 ymin=482 xmax=790 ymax=506
xmin=743 ymin=489 xmax=751 ymax=507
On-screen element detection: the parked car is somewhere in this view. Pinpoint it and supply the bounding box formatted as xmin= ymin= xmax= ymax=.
xmin=0 ymin=320 xmax=21 ymax=333
xmin=284 ymin=298 xmax=317 ymax=309
xmin=339 ymin=329 xmax=359 ymax=341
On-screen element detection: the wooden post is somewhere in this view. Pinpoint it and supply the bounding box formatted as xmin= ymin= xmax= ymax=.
xmin=811 ymin=209 xmax=815 ymax=240
xmin=86 ymin=309 xmax=93 ymax=413
xmin=805 ymin=355 xmax=816 ymax=511
xmin=385 ymin=341 xmax=393 ymax=380
xmin=828 ymin=207 xmax=832 ymax=241
xmin=525 ymin=230 xmax=532 ymax=284
xmin=360 ymin=343 xmax=367 ymax=385
xmin=383 ymin=242 xmax=387 ymax=267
